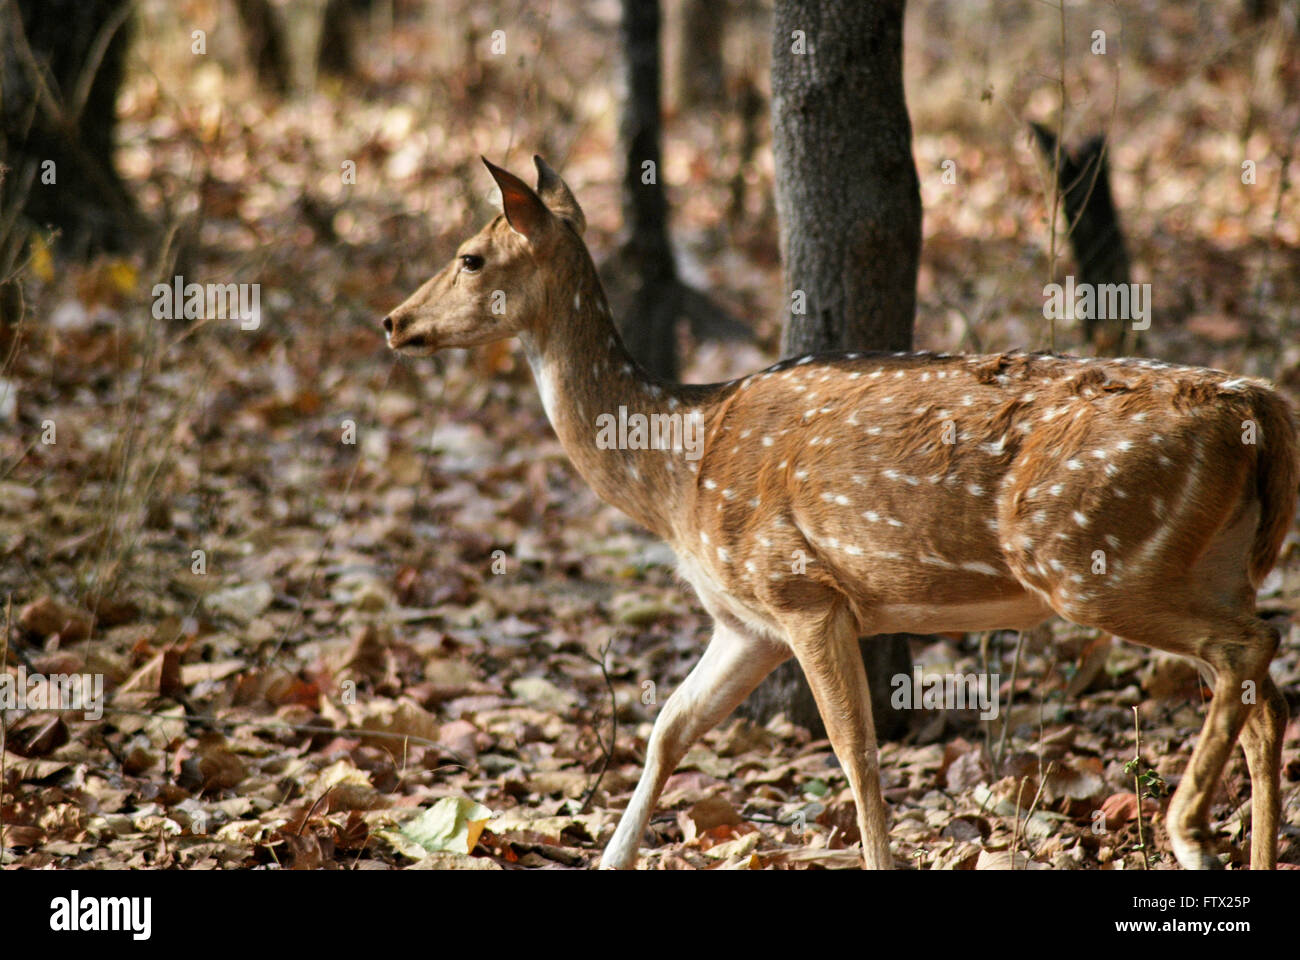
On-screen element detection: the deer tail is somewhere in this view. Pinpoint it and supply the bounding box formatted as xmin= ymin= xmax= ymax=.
xmin=1249 ymin=388 xmax=1300 ymax=586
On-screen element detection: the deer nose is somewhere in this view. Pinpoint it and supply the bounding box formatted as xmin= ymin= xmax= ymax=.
xmin=382 ymin=316 xmax=394 ymax=335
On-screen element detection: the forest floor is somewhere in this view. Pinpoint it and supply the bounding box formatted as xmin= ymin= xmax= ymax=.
xmin=2 ymin=0 xmax=1299 ymax=869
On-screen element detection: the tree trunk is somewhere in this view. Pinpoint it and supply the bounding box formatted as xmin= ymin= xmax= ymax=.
xmin=727 ymin=76 xmax=767 ymax=228
xmin=0 ymin=0 xmax=139 ymax=257
xmin=607 ymin=0 xmax=756 ymax=376
xmin=615 ymin=0 xmax=680 ymax=380
xmin=774 ymin=0 xmax=921 ymax=357
xmin=739 ymin=0 xmax=922 ymax=741
xmin=318 ymin=0 xmax=372 ymax=77
xmin=232 ymin=0 xmax=291 ymax=94
xmin=675 ymin=0 xmax=726 ymax=112
xmin=235 ymin=0 xmax=369 ymax=96
xmin=1030 ymin=123 xmax=1133 ymax=355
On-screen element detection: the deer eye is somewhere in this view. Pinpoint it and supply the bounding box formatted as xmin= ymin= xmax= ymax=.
xmin=460 ymin=254 xmax=484 ymax=272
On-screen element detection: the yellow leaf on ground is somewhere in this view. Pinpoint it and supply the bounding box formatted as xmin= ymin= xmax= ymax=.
xmin=400 ymin=796 xmax=494 ymax=855
xmin=702 ymin=831 xmax=760 ymax=860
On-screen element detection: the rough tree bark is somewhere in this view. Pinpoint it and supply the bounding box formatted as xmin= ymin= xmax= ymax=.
xmin=0 ymin=0 xmax=140 ymax=257
xmin=738 ymin=0 xmax=923 ymax=741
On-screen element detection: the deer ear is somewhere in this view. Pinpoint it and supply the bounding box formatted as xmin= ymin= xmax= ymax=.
xmin=533 ymin=155 xmax=586 ymax=236
xmin=482 ymin=157 xmax=552 ymax=241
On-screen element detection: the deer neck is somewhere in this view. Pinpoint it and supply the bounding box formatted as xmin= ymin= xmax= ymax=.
xmin=518 ymin=255 xmax=710 ymax=544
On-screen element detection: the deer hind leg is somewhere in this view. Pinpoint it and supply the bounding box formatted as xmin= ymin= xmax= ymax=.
xmin=1163 ymin=617 xmax=1279 ymax=870
xmin=782 ymin=604 xmax=893 ymax=869
xmin=599 ymin=621 xmax=788 ymax=869
xmin=1237 ymin=652 xmax=1287 ymax=870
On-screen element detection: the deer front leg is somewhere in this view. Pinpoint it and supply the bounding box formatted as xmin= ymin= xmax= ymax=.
xmin=599 ymin=622 xmax=788 ymax=869
xmin=783 ymin=605 xmax=894 ymax=869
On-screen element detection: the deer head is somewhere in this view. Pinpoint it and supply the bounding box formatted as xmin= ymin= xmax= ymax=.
xmin=383 ymin=156 xmax=587 ymax=356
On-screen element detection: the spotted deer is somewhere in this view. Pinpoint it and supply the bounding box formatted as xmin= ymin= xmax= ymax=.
xmin=384 ymin=157 xmax=1298 ymax=870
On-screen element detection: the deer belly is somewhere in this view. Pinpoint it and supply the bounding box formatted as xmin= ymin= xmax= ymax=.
xmin=868 ymin=593 xmax=1054 ymax=634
